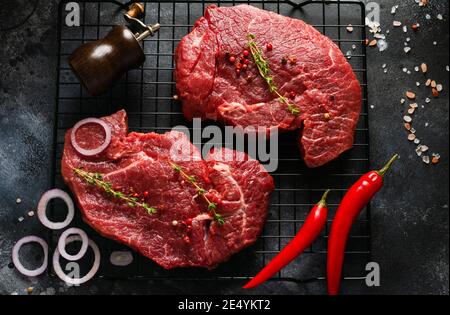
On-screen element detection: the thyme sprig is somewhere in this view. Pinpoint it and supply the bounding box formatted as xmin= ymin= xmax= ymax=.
xmin=246 ymin=34 xmax=300 ymax=116
xmin=169 ymin=162 xmax=225 ymax=226
xmin=73 ymin=168 xmax=157 ymax=215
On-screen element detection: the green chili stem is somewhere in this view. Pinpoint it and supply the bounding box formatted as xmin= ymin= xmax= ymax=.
xmin=377 ymin=154 xmax=399 ymax=177
xmin=318 ymin=189 xmax=331 ymax=207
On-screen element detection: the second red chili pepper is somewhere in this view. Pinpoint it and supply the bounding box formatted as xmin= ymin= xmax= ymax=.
xmin=243 ymin=190 xmax=330 ymax=289
xmin=327 ymin=154 xmax=399 ymax=295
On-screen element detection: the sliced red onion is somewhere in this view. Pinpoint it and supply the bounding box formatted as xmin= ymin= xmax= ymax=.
xmin=37 ymin=189 xmax=74 ymax=230
xmin=110 ymin=251 xmax=133 ymax=267
xmin=53 ymin=235 xmax=100 ymax=285
xmin=12 ymin=236 xmax=48 ymax=277
xmin=58 ymin=228 xmax=89 ymax=261
xmin=70 ymin=118 xmax=111 ymax=156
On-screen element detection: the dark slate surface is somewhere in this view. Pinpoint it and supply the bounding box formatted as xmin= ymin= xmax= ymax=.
xmin=0 ymin=0 xmax=448 ymax=295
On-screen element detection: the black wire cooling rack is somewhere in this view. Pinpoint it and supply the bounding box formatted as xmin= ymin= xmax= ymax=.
xmin=51 ymin=0 xmax=371 ymax=286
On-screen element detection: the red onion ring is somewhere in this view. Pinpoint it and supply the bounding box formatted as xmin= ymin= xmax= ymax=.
xmin=53 ymin=235 xmax=100 ymax=285
xmin=58 ymin=228 xmax=89 ymax=261
xmin=37 ymin=189 xmax=74 ymax=230
xmin=110 ymin=251 xmax=133 ymax=267
xmin=70 ymin=118 xmax=111 ymax=156
xmin=12 ymin=236 xmax=48 ymax=277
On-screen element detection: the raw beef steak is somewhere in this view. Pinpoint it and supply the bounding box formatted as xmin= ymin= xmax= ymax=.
xmin=175 ymin=4 xmax=362 ymax=168
xmin=61 ymin=110 xmax=274 ymax=269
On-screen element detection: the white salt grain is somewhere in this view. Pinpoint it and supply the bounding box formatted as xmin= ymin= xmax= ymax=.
xmin=391 ymin=5 xmax=398 ymax=14
xmin=416 ymin=147 xmax=423 ymax=157
xmin=377 ymin=39 xmax=388 ymax=52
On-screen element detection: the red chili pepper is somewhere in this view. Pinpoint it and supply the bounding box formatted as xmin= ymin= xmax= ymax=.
xmin=243 ymin=190 xmax=330 ymax=289
xmin=327 ymin=154 xmax=398 ymax=295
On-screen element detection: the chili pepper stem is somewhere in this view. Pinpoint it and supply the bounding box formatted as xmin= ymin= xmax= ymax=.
xmin=318 ymin=189 xmax=331 ymax=207
xmin=377 ymin=154 xmax=399 ymax=176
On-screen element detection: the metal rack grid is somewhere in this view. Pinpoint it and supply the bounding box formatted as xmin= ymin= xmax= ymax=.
xmin=51 ymin=0 xmax=371 ymax=286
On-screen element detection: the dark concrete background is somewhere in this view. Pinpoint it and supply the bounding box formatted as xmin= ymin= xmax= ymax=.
xmin=0 ymin=0 xmax=448 ymax=295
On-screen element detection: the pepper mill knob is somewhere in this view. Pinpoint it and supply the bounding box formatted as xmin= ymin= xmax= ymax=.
xmin=126 ymin=3 xmax=145 ymax=19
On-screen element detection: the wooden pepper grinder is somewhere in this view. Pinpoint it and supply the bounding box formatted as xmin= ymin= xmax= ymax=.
xmin=69 ymin=3 xmax=160 ymax=96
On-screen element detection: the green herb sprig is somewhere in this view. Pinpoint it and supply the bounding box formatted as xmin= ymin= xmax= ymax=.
xmin=73 ymin=168 xmax=157 ymax=215
xmin=246 ymin=34 xmax=300 ymax=116
xmin=169 ymin=162 xmax=225 ymax=225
